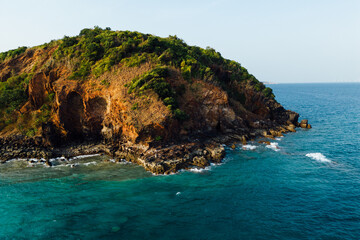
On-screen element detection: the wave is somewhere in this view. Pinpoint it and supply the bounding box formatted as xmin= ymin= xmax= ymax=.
xmin=266 ymin=142 xmax=280 ymax=152
xmin=49 ymin=156 xmax=67 ymax=162
xmin=69 ymin=154 xmax=101 ymax=161
xmin=188 ymin=166 xmax=212 ymax=173
xmin=242 ymin=145 xmax=257 ymax=150
xmin=82 ymin=161 xmax=97 ymax=166
xmin=52 ymin=161 xmax=99 ymax=168
xmin=306 ymin=153 xmax=331 ymax=163
xmin=188 ymin=163 xmax=221 ymax=173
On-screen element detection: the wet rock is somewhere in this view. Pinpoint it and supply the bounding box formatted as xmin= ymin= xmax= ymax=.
xmin=241 ymin=136 xmax=247 ymax=145
xmin=45 ymin=159 xmax=52 ymax=167
xmin=299 ymin=119 xmax=311 ymax=129
xmin=192 ymin=156 xmax=209 ymax=168
xmin=270 ymin=129 xmax=283 ymax=137
xmin=285 ymin=124 xmax=296 ymax=132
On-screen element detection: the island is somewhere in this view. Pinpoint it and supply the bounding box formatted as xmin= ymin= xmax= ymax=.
xmin=0 ymin=27 xmax=311 ymax=174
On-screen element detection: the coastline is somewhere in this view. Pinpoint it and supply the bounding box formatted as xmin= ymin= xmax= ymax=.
xmin=0 ymin=120 xmax=310 ymax=174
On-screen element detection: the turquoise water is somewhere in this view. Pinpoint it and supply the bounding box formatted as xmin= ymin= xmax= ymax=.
xmin=1 ymin=83 xmax=359 ymax=239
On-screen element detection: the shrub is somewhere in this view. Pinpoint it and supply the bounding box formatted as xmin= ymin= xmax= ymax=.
xmin=263 ymin=87 xmax=275 ymax=99
xmin=154 ymin=135 xmax=162 ymax=141
xmin=0 ymin=73 xmax=31 ymax=110
xmin=26 ymin=128 xmax=38 ymax=137
xmin=100 ymin=79 xmax=110 ymax=87
xmin=121 ymin=53 xmax=150 ymax=67
xmin=131 ymin=103 xmax=138 ymax=110
xmin=0 ymin=46 xmax=27 ymax=62
xmin=127 ymin=67 xmax=188 ymax=121
xmin=173 ymin=108 xmax=188 ymax=121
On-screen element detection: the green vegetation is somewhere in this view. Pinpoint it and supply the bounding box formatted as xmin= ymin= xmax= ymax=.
xmin=0 ymin=47 xmax=27 ymax=62
xmin=0 ymin=73 xmax=31 ymax=111
xmin=53 ymin=26 xmax=273 ymax=98
xmin=154 ymin=135 xmax=162 ymax=141
xmin=131 ymin=103 xmax=139 ymax=110
xmin=54 ymin=28 xmax=252 ymax=82
xmin=262 ymin=87 xmax=275 ymax=99
xmin=0 ymin=72 xmax=54 ymax=132
xmin=100 ymin=79 xmax=110 ymax=87
xmin=0 ymin=73 xmax=31 ymax=130
xmin=126 ymin=66 xmax=187 ymax=120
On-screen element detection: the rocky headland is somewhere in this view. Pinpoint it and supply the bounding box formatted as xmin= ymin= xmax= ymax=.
xmin=0 ymin=27 xmax=310 ymax=174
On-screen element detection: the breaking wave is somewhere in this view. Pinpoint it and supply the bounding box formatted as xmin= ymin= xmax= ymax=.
xmin=266 ymin=142 xmax=280 ymax=152
xmin=306 ymin=153 xmax=331 ymax=163
xmin=242 ymin=145 xmax=257 ymax=150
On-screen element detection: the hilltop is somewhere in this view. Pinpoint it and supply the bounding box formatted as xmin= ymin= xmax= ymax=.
xmin=0 ymin=27 xmax=306 ymax=173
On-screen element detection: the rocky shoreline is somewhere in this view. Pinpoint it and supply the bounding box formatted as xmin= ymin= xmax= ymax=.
xmin=0 ymin=120 xmax=310 ymax=174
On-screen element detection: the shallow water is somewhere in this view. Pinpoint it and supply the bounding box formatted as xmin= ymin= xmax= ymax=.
xmin=0 ymin=83 xmax=359 ymax=239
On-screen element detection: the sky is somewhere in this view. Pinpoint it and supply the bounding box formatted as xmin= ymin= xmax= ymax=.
xmin=0 ymin=0 xmax=359 ymax=83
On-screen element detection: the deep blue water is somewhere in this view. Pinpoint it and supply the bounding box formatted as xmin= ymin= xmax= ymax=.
xmin=0 ymin=83 xmax=359 ymax=239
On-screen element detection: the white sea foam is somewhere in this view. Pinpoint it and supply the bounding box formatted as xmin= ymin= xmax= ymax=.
xmin=60 ymin=161 xmax=99 ymax=167
xmin=306 ymin=153 xmax=331 ymax=163
xmin=266 ymin=142 xmax=280 ymax=152
xmin=242 ymin=144 xmax=257 ymax=150
xmin=116 ymin=159 xmax=131 ymax=164
xmin=275 ymin=137 xmax=283 ymax=141
xmin=188 ymin=167 xmax=210 ymax=173
xmin=49 ymin=156 xmax=67 ymax=162
xmin=7 ymin=158 xmax=26 ymax=162
xmin=69 ymin=154 xmax=101 ymax=161
xmin=176 ymin=192 xmax=181 ymax=196
xmin=82 ymin=161 xmax=97 ymax=166
xmin=188 ymin=165 xmax=213 ymax=173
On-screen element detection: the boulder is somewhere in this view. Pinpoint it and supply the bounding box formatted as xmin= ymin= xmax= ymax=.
xmin=286 ymin=124 xmax=296 ymax=132
xmin=300 ymin=119 xmax=308 ymax=125
xmin=299 ymin=119 xmax=310 ymax=128
xmin=192 ymin=156 xmax=209 ymax=168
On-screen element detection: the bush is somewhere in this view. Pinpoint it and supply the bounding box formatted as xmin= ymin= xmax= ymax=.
xmin=131 ymin=103 xmax=138 ymax=110
xmin=0 ymin=46 xmax=27 ymax=62
xmin=121 ymin=53 xmax=150 ymax=67
xmin=263 ymin=87 xmax=275 ymax=99
xmin=0 ymin=73 xmax=31 ymax=110
xmin=173 ymin=108 xmax=188 ymax=121
xmin=100 ymin=79 xmax=110 ymax=87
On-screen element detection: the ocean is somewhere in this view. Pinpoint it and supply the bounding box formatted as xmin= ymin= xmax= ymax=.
xmin=0 ymin=83 xmax=359 ymax=239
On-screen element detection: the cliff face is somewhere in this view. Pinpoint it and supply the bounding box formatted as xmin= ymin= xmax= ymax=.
xmin=0 ymin=27 xmax=305 ymax=173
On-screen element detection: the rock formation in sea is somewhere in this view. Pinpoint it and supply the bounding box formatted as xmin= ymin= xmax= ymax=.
xmin=0 ymin=27 xmax=307 ymax=174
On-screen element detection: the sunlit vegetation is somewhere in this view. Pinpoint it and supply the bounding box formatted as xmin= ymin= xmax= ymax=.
xmin=54 ymin=27 xmax=270 ymax=94
xmin=126 ymin=66 xmax=188 ymax=120
xmin=0 ymin=73 xmax=31 ymax=130
xmin=0 ymin=47 xmax=27 ymax=62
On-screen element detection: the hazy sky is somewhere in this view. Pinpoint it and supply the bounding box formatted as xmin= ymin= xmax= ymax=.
xmin=1 ymin=0 xmax=359 ymax=83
